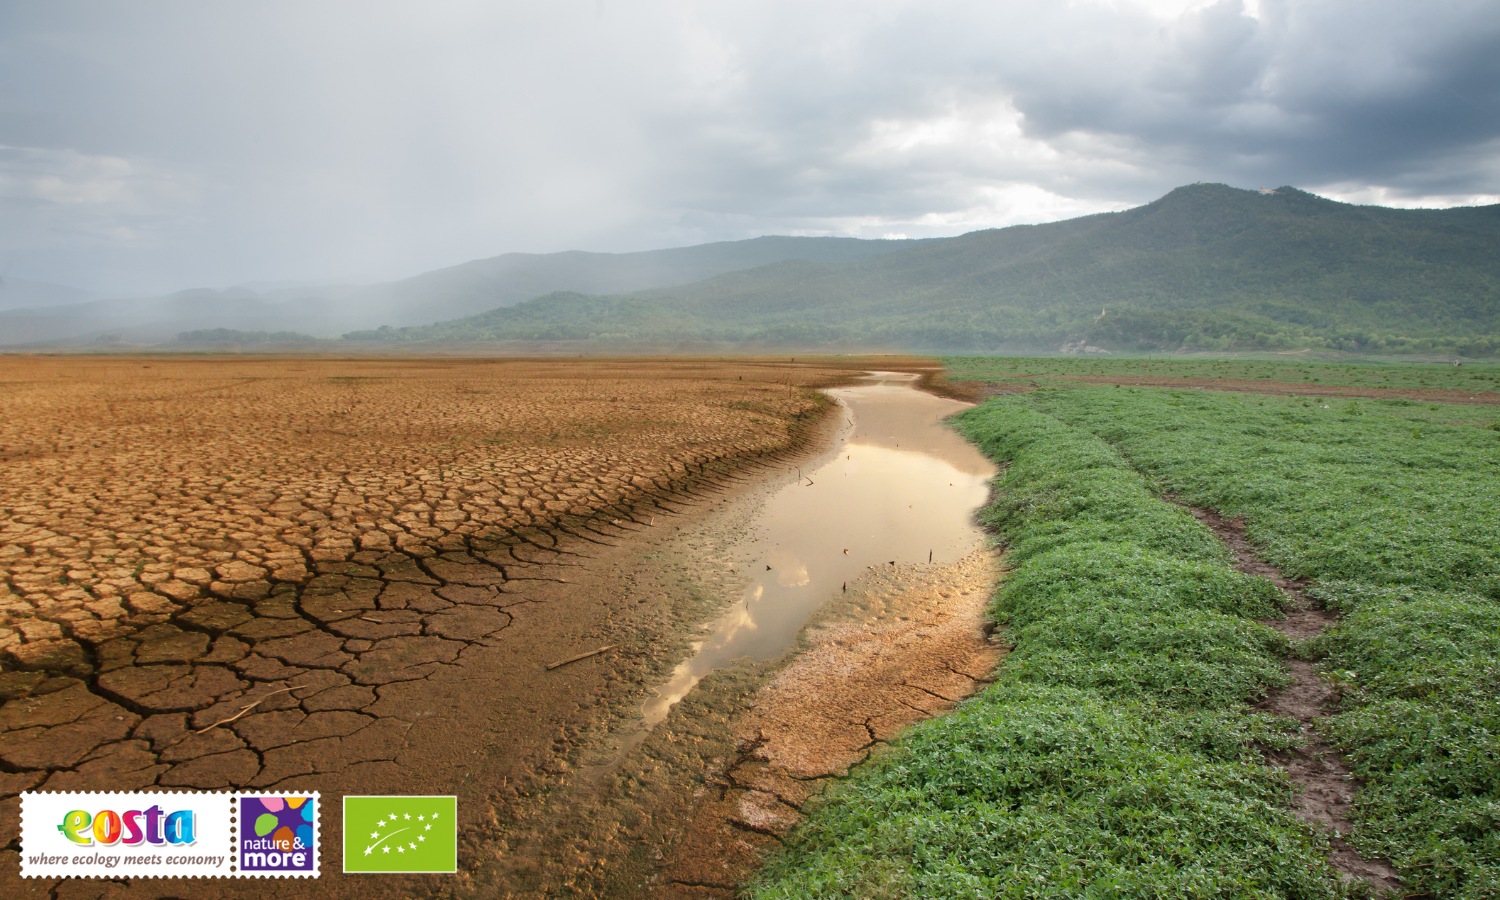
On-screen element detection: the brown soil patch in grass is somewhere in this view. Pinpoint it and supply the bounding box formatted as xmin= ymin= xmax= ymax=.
xmin=0 ymin=354 xmax=894 ymax=896
xmin=1185 ymin=504 xmax=1402 ymax=898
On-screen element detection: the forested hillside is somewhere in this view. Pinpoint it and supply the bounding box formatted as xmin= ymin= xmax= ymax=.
xmin=349 ymin=184 xmax=1500 ymax=354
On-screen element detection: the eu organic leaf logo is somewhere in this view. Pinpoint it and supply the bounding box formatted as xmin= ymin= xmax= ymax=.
xmin=342 ymin=796 xmax=456 ymax=874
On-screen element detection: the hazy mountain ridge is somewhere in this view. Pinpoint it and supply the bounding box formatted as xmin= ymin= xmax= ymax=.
xmin=0 ymin=277 xmax=102 ymax=312
xmin=0 ymin=236 xmax=910 ymax=347
xmin=0 ymin=287 xmax=344 ymax=346
xmin=355 ymin=184 xmax=1500 ymax=354
xmin=7 ymin=184 xmax=1498 ymax=354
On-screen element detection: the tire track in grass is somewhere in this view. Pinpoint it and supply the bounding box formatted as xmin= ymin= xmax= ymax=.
xmin=1184 ymin=505 xmax=1403 ymax=897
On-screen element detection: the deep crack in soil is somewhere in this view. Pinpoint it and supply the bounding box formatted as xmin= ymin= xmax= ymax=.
xmin=1184 ymin=505 xmax=1403 ymax=897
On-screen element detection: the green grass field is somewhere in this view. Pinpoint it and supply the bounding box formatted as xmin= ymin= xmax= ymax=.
xmin=749 ymin=362 xmax=1500 ymax=898
xmin=944 ymin=355 xmax=1500 ymax=393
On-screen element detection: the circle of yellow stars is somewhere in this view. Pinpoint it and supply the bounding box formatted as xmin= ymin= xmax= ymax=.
xmin=362 ymin=810 xmax=440 ymax=856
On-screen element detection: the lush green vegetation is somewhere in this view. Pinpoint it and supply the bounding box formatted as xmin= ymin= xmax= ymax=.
xmin=754 ymin=368 xmax=1499 ymax=897
xmin=346 ymin=184 xmax=1500 ymax=355
xmin=1023 ymin=387 xmax=1500 ymax=896
xmin=1309 ymin=583 xmax=1499 ymax=898
xmin=944 ymin=355 xmax=1500 ymax=393
xmin=750 ymin=400 xmax=1353 ymax=898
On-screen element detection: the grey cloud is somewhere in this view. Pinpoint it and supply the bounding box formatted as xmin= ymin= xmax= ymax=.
xmin=995 ymin=0 xmax=1500 ymax=190
xmin=1 ymin=0 xmax=1496 ymax=295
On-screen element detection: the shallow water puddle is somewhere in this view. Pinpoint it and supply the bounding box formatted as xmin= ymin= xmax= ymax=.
xmin=641 ymin=371 xmax=995 ymax=726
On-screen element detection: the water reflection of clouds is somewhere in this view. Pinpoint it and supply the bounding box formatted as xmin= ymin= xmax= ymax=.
xmin=638 ymin=375 xmax=995 ymax=730
xmin=642 ymin=649 xmax=702 ymax=727
xmin=713 ymin=595 xmax=760 ymax=645
xmin=642 ymin=596 xmax=764 ymax=727
xmin=768 ymin=550 xmax=810 ymax=587
xmin=643 ymin=673 xmax=693 ymax=727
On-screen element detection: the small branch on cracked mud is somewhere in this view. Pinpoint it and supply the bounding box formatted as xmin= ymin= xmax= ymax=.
xmin=191 ymin=686 xmax=297 ymax=735
xmin=545 ymin=644 xmax=617 ymax=671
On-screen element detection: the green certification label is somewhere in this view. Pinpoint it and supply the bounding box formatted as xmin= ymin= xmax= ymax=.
xmin=342 ymin=795 xmax=456 ymax=874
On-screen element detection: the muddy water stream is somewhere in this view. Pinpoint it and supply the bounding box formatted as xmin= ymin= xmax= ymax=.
xmin=485 ymin=370 xmax=1002 ymax=896
xmin=641 ymin=371 xmax=994 ymax=726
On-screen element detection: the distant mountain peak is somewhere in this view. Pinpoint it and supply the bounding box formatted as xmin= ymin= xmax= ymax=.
xmin=347 ymin=182 xmax=1500 ymax=356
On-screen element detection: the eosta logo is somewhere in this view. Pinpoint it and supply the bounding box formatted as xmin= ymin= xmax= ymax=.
xmin=58 ymin=805 xmax=197 ymax=846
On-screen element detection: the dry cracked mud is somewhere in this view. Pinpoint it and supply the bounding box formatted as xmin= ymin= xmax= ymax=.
xmin=0 ymin=354 xmax=897 ymax=897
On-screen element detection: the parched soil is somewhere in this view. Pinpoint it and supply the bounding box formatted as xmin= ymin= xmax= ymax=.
xmin=0 ymin=354 xmax=886 ymax=896
xmin=1184 ymin=505 xmax=1402 ymax=897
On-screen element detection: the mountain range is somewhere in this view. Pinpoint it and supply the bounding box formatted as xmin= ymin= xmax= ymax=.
xmin=350 ymin=184 xmax=1500 ymax=355
xmin=5 ymin=183 xmax=1497 ymax=355
xmin=0 ymin=237 xmax=908 ymax=347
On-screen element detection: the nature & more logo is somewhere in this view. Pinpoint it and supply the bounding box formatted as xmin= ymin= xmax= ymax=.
xmin=237 ymin=794 xmax=318 ymax=876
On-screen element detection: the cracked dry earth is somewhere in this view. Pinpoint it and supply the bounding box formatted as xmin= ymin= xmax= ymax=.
xmin=1186 ymin=506 xmax=1403 ymax=898
xmin=0 ymin=355 xmax=862 ymax=897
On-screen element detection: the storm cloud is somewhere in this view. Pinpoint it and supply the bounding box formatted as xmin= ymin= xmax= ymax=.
xmin=1 ymin=0 xmax=1496 ymax=294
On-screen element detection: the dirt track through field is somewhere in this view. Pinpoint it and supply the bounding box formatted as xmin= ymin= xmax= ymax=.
xmin=1185 ymin=506 xmax=1403 ymax=897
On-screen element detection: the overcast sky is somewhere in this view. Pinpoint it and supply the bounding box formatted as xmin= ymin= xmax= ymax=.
xmin=2 ymin=0 xmax=1498 ymax=295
